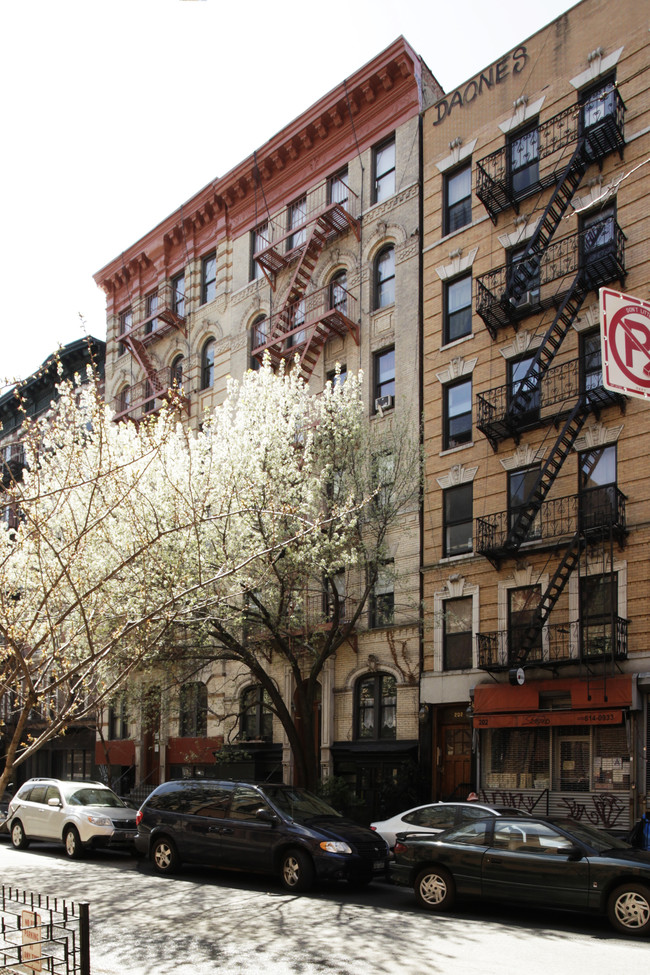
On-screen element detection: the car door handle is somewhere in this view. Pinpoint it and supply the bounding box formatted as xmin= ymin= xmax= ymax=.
xmin=486 ymin=856 xmax=503 ymax=864
xmin=220 ymin=828 xmax=233 ymax=835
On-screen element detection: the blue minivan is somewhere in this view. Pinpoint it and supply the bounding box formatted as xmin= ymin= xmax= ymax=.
xmin=135 ymin=779 xmax=388 ymax=892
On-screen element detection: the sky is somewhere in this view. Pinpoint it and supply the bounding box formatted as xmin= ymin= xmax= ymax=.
xmin=1 ymin=0 xmax=580 ymax=391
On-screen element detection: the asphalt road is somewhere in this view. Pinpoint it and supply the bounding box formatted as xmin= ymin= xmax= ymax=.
xmin=0 ymin=840 xmax=647 ymax=975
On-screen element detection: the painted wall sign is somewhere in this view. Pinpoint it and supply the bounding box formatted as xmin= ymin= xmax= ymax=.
xmin=432 ymin=47 xmax=528 ymax=126
xmin=473 ymin=708 xmax=623 ymax=729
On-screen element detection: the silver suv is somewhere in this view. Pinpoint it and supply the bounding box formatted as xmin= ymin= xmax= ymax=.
xmin=8 ymin=778 xmax=137 ymax=858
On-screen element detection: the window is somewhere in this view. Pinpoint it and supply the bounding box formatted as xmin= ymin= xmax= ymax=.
xmin=143 ymin=379 xmax=155 ymax=415
xmin=508 ymin=243 xmax=540 ymax=307
xmin=287 ymin=197 xmax=307 ymax=251
xmin=240 ymin=685 xmax=273 ymax=740
xmin=508 ymin=466 xmax=541 ymax=539
xmin=369 ymin=563 xmax=394 ymax=628
xmin=443 ymin=378 xmax=472 ymax=449
xmin=508 ymin=354 xmax=540 ymax=421
xmin=286 ymin=299 xmax=305 ymax=349
xmin=581 ymin=329 xmax=603 ymax=394
xmin=508 ymin=122 xmax=539 ymax=196
xmin=444 ymin=275 xmax=472 ymax=344
xmin=443 ymin=483 xmax=473 ymax=557
xmin=117 ymin=308 xmax=132 ymax=357
xmin=329 ymin=269 xmax=348 ymax=315
xmin=108 ymin=695 xmax=128 ymax=740
xmin=373 ymin=136 xmax=395 ymax=204
xmin=372 ymin=451 xmax=395 ymax=511
xmin=355 ymin=673 xmax=396 ymax=740
xmin=443 ymin=596 xmax=473 ymax=670
xmin=324 ymin=570 xmax=346 ymax=622
xmin=581 ymin=75 xmax=616 ymax=131
xmin=579 ymin=445 xmax=617 ymax=530
xmin=201 ymin=338 xmax=216 ymax=389
xmin=555 ymin=732 xmax=590 ymax=792
xmin=172 ymin=272 xmax=185 ymax=318
xmin=201 ymin=252 xmax=216 ymax=305
xmin=374 ymin=245 xmax=395 ymax=309
xmin=179 ymin=682 xmax=208 ymax=738
xmin=444 ymin=164 xmax=472 ymax=234
xmin=374 ymin=347 xmax=395 ymax=411
xmin=581 ymin=205 xmax=615 ymax=267
xmin=144 ymin=292 xmax=158 ymax=335
xmin=118 ymin=385 xmax=131 ymax=415
xmin=250 ymin=315 xmax=268 ymax=369
xmin=329 ymin=168 xmax=349 ymax=209
xmin=251 ymin=223 xmax=270 ymax=280
xmin=580 ymin=571 xmax=618 ymax=659
xmin=508 ymin=585 xmax=542 ymax=659
xmin=327 ymin=365 xmax=347 ymax=388
xmin=171 ymin=354 xmax=184 ymax=387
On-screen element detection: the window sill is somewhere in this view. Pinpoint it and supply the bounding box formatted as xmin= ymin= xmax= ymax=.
xmin=440 ymin=334 xmax=474 ymax=352
xmin=440 ymin=441 xmax=474 ymax=457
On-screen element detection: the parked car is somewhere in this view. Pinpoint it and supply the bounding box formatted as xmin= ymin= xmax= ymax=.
xmin=371 ymin=800 xmax=532 ymax=849
xmin=0 ymin=791 xmax=14 ymax=835
xmin=7 ymin=778 xmax=138 ymax=858
xmin=135 ymin=779 xmax=389 ymax=892
xmin=390 ymin=813 xmax=650 ymax=937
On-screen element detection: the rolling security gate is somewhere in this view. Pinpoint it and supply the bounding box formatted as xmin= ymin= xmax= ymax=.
xmin=0 ymin=887 xmax=89 ymax=975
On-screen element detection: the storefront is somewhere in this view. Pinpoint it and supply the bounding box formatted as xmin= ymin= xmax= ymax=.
xmin=472 ymin=674 xmax=639 ymax=832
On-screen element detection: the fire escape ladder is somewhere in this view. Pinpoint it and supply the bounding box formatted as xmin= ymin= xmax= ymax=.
xmin=506 ymin=272 xmax=589 ymax=423
xmin=515 ymin=531 xmax=585 ymax=665
xmin=122 ymin=335 xmax=165 ymax=396
xmin=504 ymin=137 xmax=590 ymax=308
xmin=505 ymin=395 xmax=590 ymax=551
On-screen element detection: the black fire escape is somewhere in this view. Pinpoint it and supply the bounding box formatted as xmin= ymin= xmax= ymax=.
xmin=474 ymin=87 xmax=628 ymax=673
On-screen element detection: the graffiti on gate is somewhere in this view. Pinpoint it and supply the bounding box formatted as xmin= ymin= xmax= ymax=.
xmin=476 ymin=789 xmax=547 ymax=814
xmin=559 ymin=793 xmax=625 ymax=829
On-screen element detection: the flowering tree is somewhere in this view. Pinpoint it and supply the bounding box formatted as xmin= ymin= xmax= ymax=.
xmin=2 ymin=362 xmax=414 ymax=796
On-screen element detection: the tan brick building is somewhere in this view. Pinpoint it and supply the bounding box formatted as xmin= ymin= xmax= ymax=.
xmin=421 ymin=0 xmax=650 ymax=829
xmin=93 ymin=40 xmax=441 ymax=815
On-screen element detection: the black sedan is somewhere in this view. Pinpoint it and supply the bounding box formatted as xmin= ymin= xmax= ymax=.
xmin=390 ymin=815 xmax=650 ymax=937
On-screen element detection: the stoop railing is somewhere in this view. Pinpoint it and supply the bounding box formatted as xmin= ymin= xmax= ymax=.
xmin=0 ymin=887 xmax=90 ymax=975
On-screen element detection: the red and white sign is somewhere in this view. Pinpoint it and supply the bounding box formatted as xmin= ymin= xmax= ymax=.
xmin=600 ymin=287 xmax=650 ymax=401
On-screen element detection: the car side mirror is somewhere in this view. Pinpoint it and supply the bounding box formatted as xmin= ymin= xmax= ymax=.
xmin=565 ymin=844 xmax=583 ymax=861
xmin=47 ymin=797 xmax=62 ymax=807
xmin=256 ymin=808 xmax=278 ymax=824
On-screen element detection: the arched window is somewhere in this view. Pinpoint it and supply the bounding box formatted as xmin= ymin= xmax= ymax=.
xmin=201 ymin=338 xmax=216 ymax=389
xmin=179 ymin=682 xmax=208 ymax=738
xmin=171 ymin=354 xmax=184 ymax=387
xmin=118 ymin=385 xmax=131 ymax=415
xmin=240 ymin=685 xmax=273 ymax=740
xmin=374 ymin=245 xmax=395 ymax=310
xmin=250 ymin=315 xmax=268 ymax=370
xmin=355 ymin=672 xmax=396 ymax=740
xmin=329 ymin=269 xmax=348 ymax=316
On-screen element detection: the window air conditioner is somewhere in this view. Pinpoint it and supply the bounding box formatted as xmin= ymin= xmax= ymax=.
xmin=375 ymin=394 xmax=394 ymax=412
xmin=510 ymin=291 xmax=536 ymax=310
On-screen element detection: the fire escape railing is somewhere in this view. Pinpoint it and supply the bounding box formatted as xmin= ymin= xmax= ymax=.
xmin=476 ymin=92 xmax=625 ymax=223
xmin=477 ymin=356 xmax=626 ymax=449
xmin=477 ymin=616 xmax=629 ymax=671
xmin=252 ymin=284 xmax=359 ymax=369
xmin=112 ymin=364 xmax=187 ymax=422
xmin=476 ymin=484 xmax=627 ymax=564
xmin=476 ymin=220 xmax=626 ymax=337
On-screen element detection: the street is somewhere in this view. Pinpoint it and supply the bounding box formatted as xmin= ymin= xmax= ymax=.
xmin=0 ymin=840 xmax=647 ymax=975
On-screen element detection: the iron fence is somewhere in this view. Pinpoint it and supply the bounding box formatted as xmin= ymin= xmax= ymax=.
xmin=0 ymin=887 xmax=89 ymax=975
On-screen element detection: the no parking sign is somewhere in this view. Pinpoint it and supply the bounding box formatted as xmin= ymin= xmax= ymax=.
xmin=600 ymin=287 xmax=650 ymax=402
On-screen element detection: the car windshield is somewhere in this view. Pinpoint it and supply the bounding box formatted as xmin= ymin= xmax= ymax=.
xmin=64 ymin=787 xmax=126 ymax=808
xmin=554 ymin=819 xmax=632 ymax=852
xmin=263 ymin=787 xmax=341 ymax=823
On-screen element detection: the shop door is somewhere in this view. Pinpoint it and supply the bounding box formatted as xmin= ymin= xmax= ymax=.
xmin=440 ymin=725 xmax=471 ymax=800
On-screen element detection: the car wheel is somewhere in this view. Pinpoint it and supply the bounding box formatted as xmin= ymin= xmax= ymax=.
xmin=607 ymin=883 xmax=650 ymax=936
xmin=151 ymin=837 xmax=179 ymax=875
xmin=10 ymin=821 xmax=30 ymax=850
xmin=64 ymin=826 xmax=84 ymax=860
xmin=279 ymin=848 xmax=314 ymax=893
xmin=414 ymin=866 xmax=456 ymax=911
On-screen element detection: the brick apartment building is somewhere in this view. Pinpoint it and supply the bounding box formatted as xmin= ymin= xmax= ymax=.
xmin=93 ymin=40 xmax=442 ymax=815
xmin=421 ymin=0 xmax=650 ymax=829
